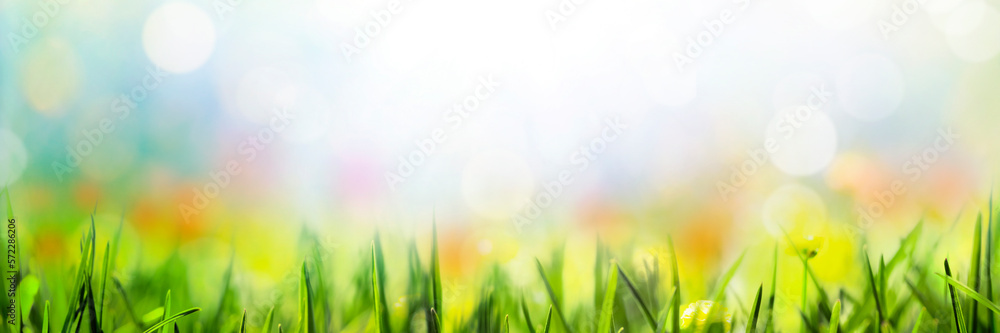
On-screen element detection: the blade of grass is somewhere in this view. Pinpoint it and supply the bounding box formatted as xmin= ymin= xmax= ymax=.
xmin=161 ymin=290 xmax=171 ymax=333
xmin=791 ymin=304 xmax=819 ymax=333
xmin=475 ymin=288 xmax=493 ymax=333
xmin=97 ymin=242 xmax=110 ymax=331
xmin=646 ymin=256 xmax=660 ymax=312
xmin=766 ymin=243 xmax=777 ymax=333
xmin=668 ymin=236 xmax=681 ymax=333
xmin=550 ymin=245 xmax=565 ymax=312
xmin=801 ymin=260 xmax=808 ymax=333
xmin=520 ymin=294 xmax=536 ymax=333
xmin=541 ymin=305 xmax=553 ymax=333
xmin=879 ymin=256 xmax=888 ymax=321
xmin=616 ymin=266 xmax=657 ymax=330
xmin=947 ymin=259 xmax=969 ymax=333
xmin=208 ymin=253 xmax=234 ymax=332
xmin=83 ymin=222 xmax=97 ymax=333
xmin=938 ymin=273 xmax=1000 ymax=314
xmin=299 ymin=261 xmax=316 ymax=333
xmin=373 ymin=232 xmax=389 ymax=316
xmin=140 ymin=308 xmax=201 ymax=333
xmin=829 ymin=300 xmax=840 ymax=333
xmin=404 ymin=240 xmax=421 ymax=332
xmin=239 ymin=309 xmax=246 ymax=333
xmin=85 ymin=277 xmax=99 ymax=333
xmin=103 ymin=214 xmax=123 ymax=332
xmin=701 ymin=251 xmax=746 ymax=333
xmin=712 ymin=251 xmax=746 ymax=302
xmin=864 ymin=253 xmax=885 ymax=329
xmin=503 ymin=314 xmax=510 ymax=333
xmin=904 ymin=277 xmax=947 ymax=320
xmin=61 ymin=216 xmax=95 ymax=333
xmin=747 ymin=284 xmax=763 ymax=333
xmin=988 ymin=189 xmax=996 ymax=333
xmin=889 ymin=293 xmax=913 ymax=326
xmin=597 ymin=262 xmax=619 ymax=333
xmin=911 ymin=308 xmax=924 ymax=333
xmin=371 ymin=242 xmax=389 ymax=333
xmin=655 ymin=286 xmax=676 ymax=333
xmin=263 ymin=306 xmax=275 ymax=333
xmin=886 ymin=219 xmax=924 ymax=277
xmin=430 ymin=216 xmax=442 ymax=330
xmin=43 ymin=301 xmax=50 ymax=333
xmin=842 ymin=295 xmax=874 ymax=333
xmin=971 ymin=213 xmax=984 ymax=333
xmin=112 ymin=277 xmax=139 ymax=327
xmin=534 ymin=258 xmax=572 ymax=333
xmin=306 ymin=233 xmax=331 ymax=333
xmin=428 ymin=308 xmax=440 ymax=333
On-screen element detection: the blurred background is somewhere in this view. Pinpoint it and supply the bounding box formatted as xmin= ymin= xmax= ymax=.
xmin=1 ymin=0 xmax=1000 ymax=329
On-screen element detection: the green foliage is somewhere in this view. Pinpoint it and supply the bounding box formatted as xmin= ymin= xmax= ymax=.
xmin=668 ymin=236 xmax=681 ymax=333
xmin=534 ymin=257 xmax=571 ymax=333
xmin=430 ymin=217 xmax=442 ymax=332
xmin=141 ymin=308 xmax=201 ymax=333
xmin=598 ymin=262 xmax=618 ymax=333
xmin=829 ymin=300 xmax=840 ymax=333
xmin=541 ymin=305 xmax=553 ymax=333
xmin=747 ymin=285 xmax=762 ymax=333
xmin=617 ymin=265 xmax=657 ymax=330
xmin=371 ymin=241 xmax=389 ymax=333
xmin=299 ymin=261 xmax=316 ymax=333
xmin=263 ymin=306 xmax=275 ymax=333
xmin=7 ymin=189 xmax=1000 ymax=333
xmin=520 ymin=294 xmax=536 ymax=333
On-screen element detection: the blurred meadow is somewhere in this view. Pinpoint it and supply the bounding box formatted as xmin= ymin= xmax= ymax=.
xmin=2 ymin=0 xmax=1000 ymax=331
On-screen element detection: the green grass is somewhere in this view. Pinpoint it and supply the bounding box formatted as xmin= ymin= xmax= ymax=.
xmin=3 ymin=187 xmax=1000 ymax=332
xmin=598 ymin=262 xmax=619 ymax=333
xmin=746 ymin=285 xmax=762 ymax=333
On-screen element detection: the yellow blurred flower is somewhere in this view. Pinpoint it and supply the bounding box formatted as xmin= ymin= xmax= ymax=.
xmin=784 ymin=235 xmax=826 ymax=259
xmin=680 ymin=300 xmax=733 ymax=332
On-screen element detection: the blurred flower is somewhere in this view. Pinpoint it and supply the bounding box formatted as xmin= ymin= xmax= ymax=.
xmin=784 ymin=234 xmax=826 ymax=259
xmin=677 ymin=206 xmax=731 ymax=269
xmin=680 ymin=300 xmax=732 ymax=332
xmin=825 ymin=152 xmax=890 ymax=201
xmin=578 ymin=201 xmax=636 ymax=244
xmin=809 ymin=228 xmax=858 ymax=283
xmin=32 ymin=230 xmax=66 ymax=265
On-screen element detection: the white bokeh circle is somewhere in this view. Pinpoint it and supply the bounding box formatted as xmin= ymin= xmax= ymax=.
xmin=143 ymin=2 xmax=217 ymax=73
xmin=945 ymin=3 xmax=1000 ymax=62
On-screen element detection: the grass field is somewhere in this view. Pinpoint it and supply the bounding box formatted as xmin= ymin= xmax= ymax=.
xmin=2 ymin=186 xmax=999 ymax=333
